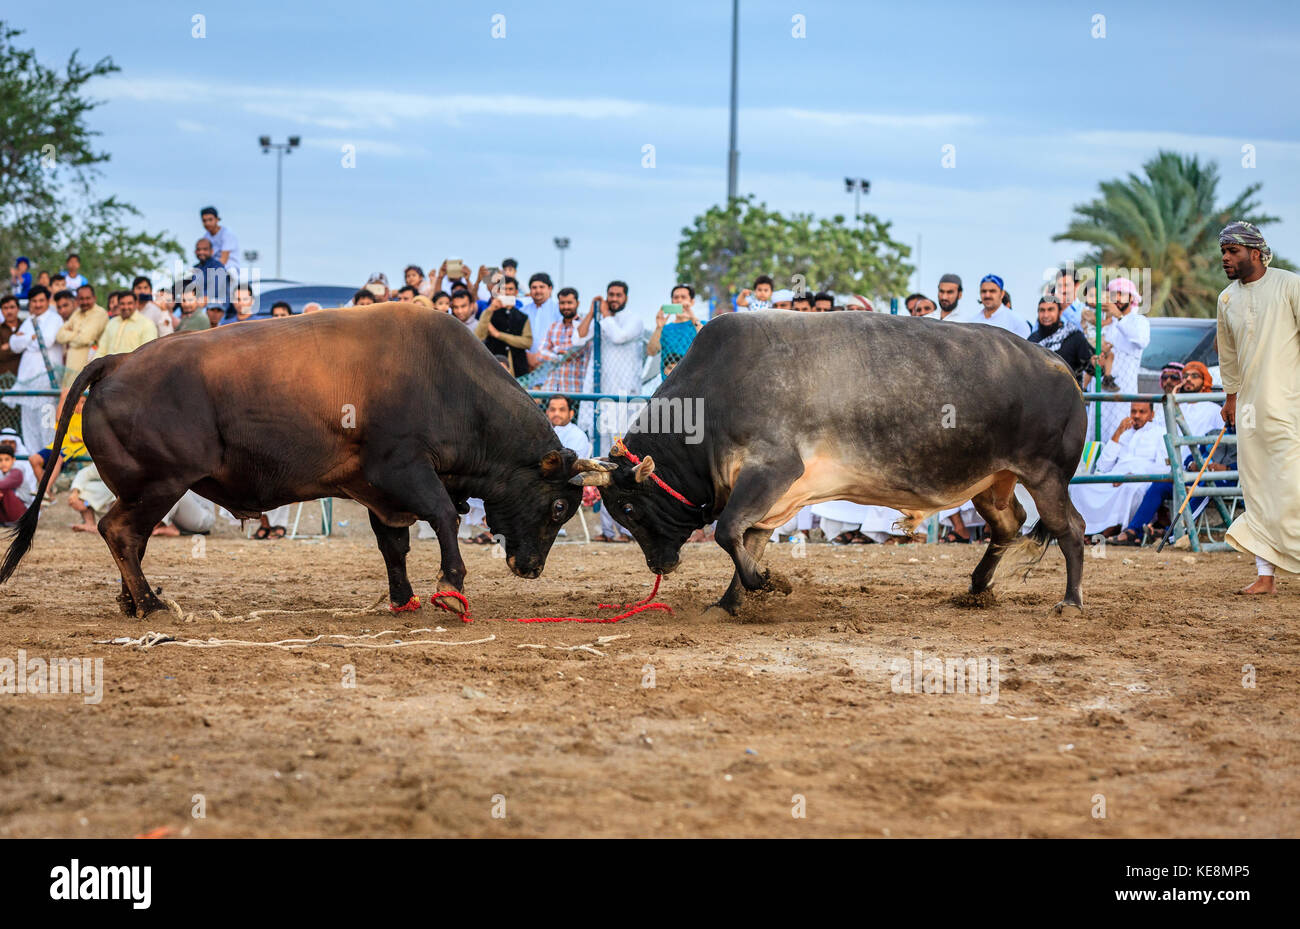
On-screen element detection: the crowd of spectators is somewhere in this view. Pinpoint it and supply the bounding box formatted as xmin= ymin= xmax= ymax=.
xmin=4 ymin=208 xmax=1225 ymax=550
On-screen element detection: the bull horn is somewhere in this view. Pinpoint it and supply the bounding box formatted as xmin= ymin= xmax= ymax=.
xmin=571 ymin=457 xmax=618 ymax=475
xmin=569 ymin=471 xmax=613 ymax=487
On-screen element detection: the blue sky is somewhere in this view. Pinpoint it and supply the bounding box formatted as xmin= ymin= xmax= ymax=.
xmin=15 ymin=0 xmax=1300 ymax=329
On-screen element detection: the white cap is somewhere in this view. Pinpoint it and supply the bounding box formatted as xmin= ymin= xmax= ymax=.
xmin=770 ymin=289 xmax=795 ymax=303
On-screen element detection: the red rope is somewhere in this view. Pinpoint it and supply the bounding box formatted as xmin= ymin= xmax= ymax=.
xmin=611 ymin=437 xmax=698 ymax=509
xmin=424 ymin=574 xmax=671 ymax=624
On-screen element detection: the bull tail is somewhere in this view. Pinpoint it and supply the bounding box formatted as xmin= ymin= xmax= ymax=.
xmin=1 ymin=356 xmax=119 ymax=584
xmin=1002 ymin=519 xmax=1054 ymax=581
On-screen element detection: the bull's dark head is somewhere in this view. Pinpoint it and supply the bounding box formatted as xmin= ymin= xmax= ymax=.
xmin=483 ymin=450 xmax=613 ymax=579
xmin=577 ymin=452 xmax=705 ymax=576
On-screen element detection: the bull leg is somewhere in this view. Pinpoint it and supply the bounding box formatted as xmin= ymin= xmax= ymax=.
xmin=98 ymin=490 xmax=183 ymax=618
xmin=968 ymin=472 xmax=1027 ymax=595
xmin=1024 ymin=469 xmax=1085 ymax=612
xmin=716 ymin=457 xmax=803 ymax=593
xmin=368 ymin=510 xmax=416 ymax=609
xmin=369 ymin=466 xmax=467 ymax=592
xmin=714 ymin=528 xmax=772 ymax=615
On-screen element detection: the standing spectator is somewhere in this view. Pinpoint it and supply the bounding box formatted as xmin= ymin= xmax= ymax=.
xmin=302 ymin=301 xmax=323 ymax=314
xmin=99 ymin=291 xmax=158 ymax=355
xmin=972 ymin=275 xmax=1030 ymax=336
xmin=363 ymin=272 xmax=389 ymax=300
xmin=432 ymin=259 xmax=474 ymax=296
xmin=0 ymin=440 xmax=37 ymax=526
xmin=1028 ymin=294 xmax=1091 ymax=384
xmin=404 ymin=264 xmax=431 ymax=296
xmin=647 ymin=284 xmax=704 ymax=378
xmin=792 ymin=294 xmax=814 ymax=312
xmin=49 ymin=274 xmax=67 ymax=297
xmin=736 ymin=275 xmax=774 ymax=311
xmin=221 ymin=284 xmax=257 ymax=324
xmin=200 ymin=206 xmax=240 ymax=278
xmin=1054 ymin=267 xmax=1089 ymax=329
xmin=476 ymin=288 xmax=533 ymax=376
xmin=546 ymin=394 xmax=592 ymax=458
xmin=10 ymin=257 xmax=32 ymax=299
xmin=270 ymin=301 xmax=292 ymax=318
xmin=351 ymin=289 xmax=378 ymax=307
xmin=932 ymin=273 xmax=968 ymax=320
xmin=910 ymin=295 xmax=937 ymax=317
xmin=3 ymin=285 xmax=64 ymax=449
xmin=132 ymin=276 xmax=174 ymax=336
xmin=813 ymin=292 xmax=836 ymax=313
xmin=55 ymin=284 xmax=108 ymax=388
xmin=448 ymin=288 xmax=477 ymax=331
xmin=538 ymin=287 xmax=592 ymax=392
xmin=1093 ymin=277 xmax=1150 ymax=442
xmin=395 ymin=285 xmax=418 ymax=302
xmin=0 ymin=295 xmax=23 ymax=377
xmin=522 ymin=272 xmax=559 ymax=367
xmin=53 ymin=289 xmax=76 ymax=322
xmin=904 ymin=293 xmax=924 ymax=314
xmin=769 ymin=289 xmax=795 ymax=310
xmin=62 ymin=254 xmax=87 ymax=291
xmin=105 ymin=290 xmax=120 ymax=318
xmin=175 ymin=279 xmax=211 ymax=332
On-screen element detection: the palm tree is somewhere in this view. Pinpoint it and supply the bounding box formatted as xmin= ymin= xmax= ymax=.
xmin=1054 ymin=151 xmax=1285 ymax=317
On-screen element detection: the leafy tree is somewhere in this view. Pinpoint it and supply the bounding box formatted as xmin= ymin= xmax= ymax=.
xmin=1054 ymin=150 xmax=1289 ymax=318
xmin=676 ymin=196 xmax=913 ymax=308
xmin=0 ymin=21 xmax=181 ymax=290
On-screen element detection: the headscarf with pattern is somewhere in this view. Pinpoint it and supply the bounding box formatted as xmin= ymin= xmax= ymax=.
xmin=1219 ymin=221 xmax=1272 ymax=266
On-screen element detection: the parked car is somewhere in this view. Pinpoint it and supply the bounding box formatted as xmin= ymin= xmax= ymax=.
xmin=1136 ymin=317 xmax=1221 ymax=393
xmin=216 ymin=278 xmax=357 ymax=321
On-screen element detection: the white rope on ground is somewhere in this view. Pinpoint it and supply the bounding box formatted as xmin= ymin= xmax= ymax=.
xmin=160 ymin=594 xmax=390 ymax=625
xmin=95 ymin=627 xmax=497 ymax=651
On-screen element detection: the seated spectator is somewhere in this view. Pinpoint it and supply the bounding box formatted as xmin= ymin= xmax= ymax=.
xmin=1177 ymin=361 xmax=1223 ymax=436
xmin=1069 ymin=400 xmax=1168 ymax=537
xmin=56 ymin=285 xmax=107 ymax=387
xmin=546 ymin=394 xmax=592 ymax=458
xmin=813 ymin=292 xmax=835 ymax=312
xmin=0 ymin=440 xmax=37 ymax=526
xmin=792 ymin=294 xmax=814 ymax=312
xmin=99 ymin=291 xmax=158 ymax=355
xmin=0 ymin=295 xmax=22 ymax=377
xmin=10 ymin=257 xmax=31 ymax=299
xmin=1028 ymin=294 xmax=1091 ymax=384
xmin=909 ymin=295 xmax=937 ymax=317
xmin=68 ymin=462 xmax=114 ymax=532
xmin=647 ymin=284 xmax=704 ymax=378
xmin=477 ymin=288 xmax=532 ymax=376
xmin=538 ymin=287 xmax=592 ymax=392
xmin=29 ymin=394 xmax=87 ymax=501
xmin=352 ymin=289 xmax=377 ymax=307
xmin=769 ymin=289 xmax=795 ymax=310
xmin=152 ymin=491 xmax=216 ymax=536
xmin=1113 ymin=419 xmax=1236 ymax=545
xmin=736 ymin=275 xmax=774 ymax=312
xmin=192 ymin=237 xmax=231 ymax=310
xmin=973 ymin=275 xmax=1031 ymax=336
xmin=270 ymin=301 xmax=292 ymax=318
xmin=395 ymin=285 xmax=418 ymax=303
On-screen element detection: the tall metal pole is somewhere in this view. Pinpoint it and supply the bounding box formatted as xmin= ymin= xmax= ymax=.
xmin=726 ymin=0 xmax=739 ymax=203
xmin=275 ymin=147 xmax=284 ymax=278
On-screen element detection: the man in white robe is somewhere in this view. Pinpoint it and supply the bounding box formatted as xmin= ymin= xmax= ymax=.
xmin=1069 ymin=400 xmax=1168 ymax=535
xmin=1215 ymin=221 xmax=1300 ymax=594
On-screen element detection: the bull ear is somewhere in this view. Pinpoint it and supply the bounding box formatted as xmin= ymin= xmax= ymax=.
xmin=633 ymin=455 xmax=656 ymax=483
xmin=539 ymin=449 xmax=569 ymax=479
xmin=570 ymin=457 xmax=618 ymax=476
xmin=569 ymin=470 xmax=613 ymax=487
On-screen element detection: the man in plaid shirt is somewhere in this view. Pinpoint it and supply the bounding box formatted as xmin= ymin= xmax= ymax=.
xmin=539 ymin=287 xmax=593 ymax=393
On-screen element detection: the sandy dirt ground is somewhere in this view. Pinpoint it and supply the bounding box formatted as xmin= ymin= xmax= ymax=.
xmin=1 ymin=498 xmax=1296 ymax=838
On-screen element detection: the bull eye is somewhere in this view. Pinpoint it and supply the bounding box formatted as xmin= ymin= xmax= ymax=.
xmin=621 ymin=503 xmax=635 ymax=519
xmin=552 ymin=499 xmax=567 ymax=521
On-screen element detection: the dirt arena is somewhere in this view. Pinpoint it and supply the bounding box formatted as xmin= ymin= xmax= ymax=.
xmin=1 ymin=499 xmax=1296 ymax=838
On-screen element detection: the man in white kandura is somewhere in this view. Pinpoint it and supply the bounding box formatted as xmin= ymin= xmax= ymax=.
xmin=1216 ymin=221 xmax=1300 ymax=594
xmin=1069 ymin=400 xmax=1168 ymax=536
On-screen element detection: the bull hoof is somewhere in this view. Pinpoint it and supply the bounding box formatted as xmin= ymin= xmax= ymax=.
xmin=762 ymin=571 xmax=793 ymax=596
xmin=710 ymin=597 xmax=741 ymax=617
xmin=116 ymin=591 xmax=137 ymax=618
xmin=138 ymin=595 xmax=170 ymax=618
xmin=1051 ymin=599 xmax=1083 ymax=616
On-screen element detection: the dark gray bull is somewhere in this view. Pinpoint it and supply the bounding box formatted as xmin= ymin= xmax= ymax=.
xmin=1 ymin=303 xmax=612 ymax=617
xmin=577 ymin=311 xmax=1087 ymax=614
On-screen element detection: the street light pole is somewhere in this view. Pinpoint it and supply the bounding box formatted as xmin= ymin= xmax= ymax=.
xmin=259 ymin=135 xmax=301 ymax=278
xmin=843 ymin=176 xmax=870 ymax=225
xmin=553 ymin=237 xmax=571 ymax=287
xmin=727 ymin=0 xmax=739 ymax=204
